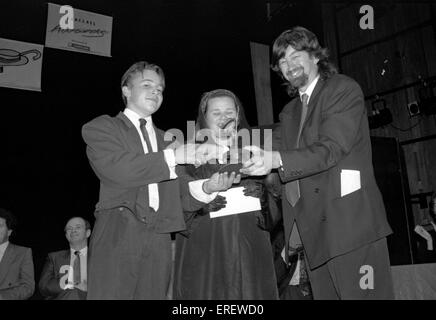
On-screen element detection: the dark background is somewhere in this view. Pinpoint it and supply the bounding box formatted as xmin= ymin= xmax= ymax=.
xmin=0 ymin=0 xmax=323 ymax=297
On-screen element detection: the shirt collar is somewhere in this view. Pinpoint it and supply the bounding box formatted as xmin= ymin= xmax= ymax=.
xmin=70 ymin=246 xmax=88 ymax=255
xmin=299 ymin=74 xmax=320 ymax=104
xmin=124 ymin=108 xmax=153 ymax=129
xmin=0 ymin=241 xmax=9 ymax=252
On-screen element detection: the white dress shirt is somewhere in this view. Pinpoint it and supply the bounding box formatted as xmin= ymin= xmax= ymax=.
xmin=124 ymin=108 xmax=167 ymax=210
xmin=0 ymin=241 xmax=9 ymax=264
xmin=299 ymin=74 xmax=320 ymax=104
xmin=124 ymin=108 xmax=217 ymax=208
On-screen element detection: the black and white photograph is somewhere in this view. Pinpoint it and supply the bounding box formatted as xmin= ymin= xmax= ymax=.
xmin=1 ymin=0 xmax=436 ymax=309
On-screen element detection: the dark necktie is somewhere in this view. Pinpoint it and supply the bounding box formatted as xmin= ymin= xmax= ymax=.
xmin=139 ymin=118 xmax=154 ymax=153
xmin=139 ymin=118 xmax=159 ymax=211
xmin=73 ymin=251 xmax=81 ymax=285
xmin=285 ymin=93 xmax=309 ymax=207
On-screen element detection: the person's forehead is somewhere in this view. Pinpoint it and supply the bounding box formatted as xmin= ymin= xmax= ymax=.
xmin=0 ymin=217 xmax=6 ymax=226
xmin=66 ymin=218 xmax=85 ymax=228
xmin=132 ymin=69 xmax=163 ymax=85
xmin=207 ymin=96 xmax=236 ymax=109
xmin=284 ymin=45 xmax=300 ymax=57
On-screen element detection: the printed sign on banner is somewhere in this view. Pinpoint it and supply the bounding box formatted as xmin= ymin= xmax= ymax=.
xmin=45 ymin=3 xmax=113 ymax=57
xmin=0 ymin=38 xmax=43 ymax=91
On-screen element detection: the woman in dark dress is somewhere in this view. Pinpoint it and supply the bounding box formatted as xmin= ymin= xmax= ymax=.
xmin=173 ymin=89 xmax=279 ymax=300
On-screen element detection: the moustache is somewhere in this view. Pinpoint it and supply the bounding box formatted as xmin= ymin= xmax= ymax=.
xmin=286 ymin=67 xmax=304 ymax=79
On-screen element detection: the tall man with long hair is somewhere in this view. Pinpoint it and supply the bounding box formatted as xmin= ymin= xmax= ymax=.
xmin=242 ymin=26 xmax=394 ymax=299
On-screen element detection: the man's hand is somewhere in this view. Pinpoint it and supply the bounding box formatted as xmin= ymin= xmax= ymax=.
xmin=203 ymin=172 xmax=241 ymax=194
xmin=195 ymin=142 xmax=228 ymax=165
xmin=240 ymin=146 xmax=282 ymax=176
xmin=174 ymin=143 xmax=227 ymax=165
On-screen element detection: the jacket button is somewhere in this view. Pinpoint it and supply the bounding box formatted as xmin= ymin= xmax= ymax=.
xmin=314 ymin=188 xmax=319 ymax=193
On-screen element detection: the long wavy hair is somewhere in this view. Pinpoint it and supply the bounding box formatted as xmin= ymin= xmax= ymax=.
xmin=271 ymin=26 xmax=338 ymax=97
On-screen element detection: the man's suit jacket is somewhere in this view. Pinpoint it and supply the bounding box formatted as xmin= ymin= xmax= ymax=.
xmin=0 ymin=244 xmax=35 ymax=300
xmin=275 ymin=73 xmax=392 ymax=269
xmin=39 ymin=250 xmax=86 ymax=300
xmin=82 ymin=111 xmax=205 ymax=233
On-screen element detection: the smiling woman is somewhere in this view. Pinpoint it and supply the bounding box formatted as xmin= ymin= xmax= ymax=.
xmin=173 ymin=89 xmax=279 ymax=300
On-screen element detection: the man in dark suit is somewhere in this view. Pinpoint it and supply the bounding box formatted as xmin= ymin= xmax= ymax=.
xmin=242 ymin=26 xmax=394 ymax=299
xmin=82 ymin=61 xmax=238 ymax=299
xmin=0 ymin=208 xmax=35 ymax=300
xmin=39 ymin=217 xmax=91 ymax=300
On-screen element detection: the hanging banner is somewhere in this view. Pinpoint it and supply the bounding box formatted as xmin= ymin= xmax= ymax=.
xmin=45 ymin=3 xmax=112 ymax=57
xmin=0 ymin=38 xmax=43 ymax=91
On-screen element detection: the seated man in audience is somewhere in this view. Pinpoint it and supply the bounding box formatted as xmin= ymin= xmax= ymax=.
xmin=0 ymin=208 xmax=35 ymax=300
xmin=39 ymin=217 xmax=91 ymax=300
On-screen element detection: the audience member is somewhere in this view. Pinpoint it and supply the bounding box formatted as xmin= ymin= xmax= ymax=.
xmin=39 ymin=217 xmax=91 ymax=300
xmin=0 ymin=208 xmax=35 ymax=300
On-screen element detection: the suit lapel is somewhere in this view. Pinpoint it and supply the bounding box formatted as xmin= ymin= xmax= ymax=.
xmin=63 ymin=250 xmax=70 ymax=265
xmin=0 ymin=244 xmax=15 ymax=283
xmin=281 ymin=98 xmax=301 ymax=149
xmin=154 ymin=126 xmax=166 ymax=151
xmin=301 ymin=77 xmax=326 ymax=133
xmin=116 ymin=112 xmax=145 ymax=155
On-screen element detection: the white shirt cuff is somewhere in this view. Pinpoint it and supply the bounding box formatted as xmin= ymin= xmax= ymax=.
xmin=188 ymin=179 xmax=218 ymax=203
xmin=63 ymin=282 xmax=75 ymax=290
xmin=163 ymin=149 xmax=177 ymax=179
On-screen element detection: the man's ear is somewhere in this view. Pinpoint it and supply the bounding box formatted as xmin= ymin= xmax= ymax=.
xmin=7 ymin=230 xmax=12 ymax=238
xmin=86 ymin=229 xmax=91 ymax=238
xmin=122 ymin=85 xmax=131 ymax=101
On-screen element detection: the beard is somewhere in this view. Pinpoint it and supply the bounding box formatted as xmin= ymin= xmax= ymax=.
xmin=286 ymin=67 xmax=309 ymax=89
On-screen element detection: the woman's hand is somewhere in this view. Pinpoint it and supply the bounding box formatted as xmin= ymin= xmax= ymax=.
xmin=241 ymin=179 xmax=263 ymax=198
xmin=204 ymin=195 xmax=227 ymax=212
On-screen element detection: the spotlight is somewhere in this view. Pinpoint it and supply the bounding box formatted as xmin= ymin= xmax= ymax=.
xmin=407 ymin=101 xmax=420 ymax=117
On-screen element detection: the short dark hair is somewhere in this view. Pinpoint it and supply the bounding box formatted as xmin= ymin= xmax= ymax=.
xmin=120 ymin=61 xmax=166 ymax=106
xmin=64 ymin=216 xmax=92 ymax=231
xmin=0 ymin=208 xmax=17 ymax=231
xmin=271 ymin=26 xmax=338 ymax=96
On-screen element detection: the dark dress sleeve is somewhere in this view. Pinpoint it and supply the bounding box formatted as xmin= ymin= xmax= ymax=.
xmin=178 ymin=163 xmax=220 ymax=237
